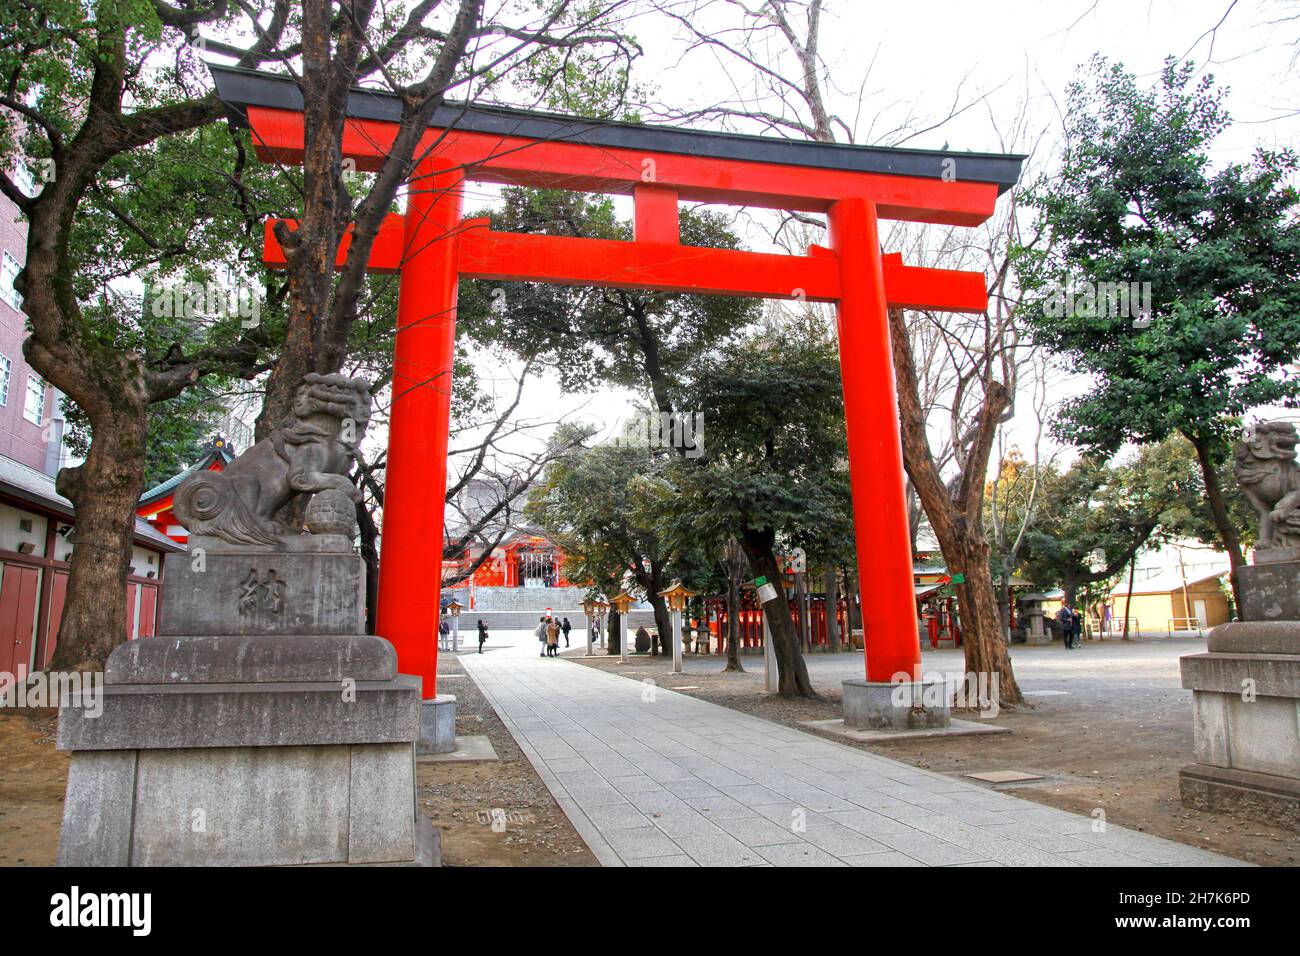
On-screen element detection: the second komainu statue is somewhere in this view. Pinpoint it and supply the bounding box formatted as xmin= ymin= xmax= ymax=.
xmin=1234 ymin=420 xmax=1300 ymax=552
xmin=173 ymin=372 xmax=371 ymax=548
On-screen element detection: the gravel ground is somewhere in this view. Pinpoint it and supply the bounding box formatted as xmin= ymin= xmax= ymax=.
xmin=421 ymin=651 xmax=597 ymax=866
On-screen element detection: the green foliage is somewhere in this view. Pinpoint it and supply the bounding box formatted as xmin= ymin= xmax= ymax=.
xmin=0 ymin=3 xmax=302 ymax=421
xmin=1017 ymin=437 xmax=1209 ymax=591
xmin=63 ymin=385 xmax=225 ymax=489
xmin=514 ymin=1 xmax=647 ymax=121
xmin=457 ymin=188 xmax=759 ymax=392
xmin=525 ymin=437 xmax=674 ymax=597
xmin=665 ymin=325 xmax=853 ymax=568
xmin=1019 ymin=56 xmax=1300 ymax=454
xmin=139 ymin=391 xmax=224 ymax=488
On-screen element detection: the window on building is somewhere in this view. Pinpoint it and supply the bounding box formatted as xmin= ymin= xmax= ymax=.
xmin=0 ymin=252 xmax=20 ymax=310
xmin=13 ymin=163 xmax=37 ymax=199
xmin=24 ymin=373 xmax=45 ymax=425
xmin=0 ymin=354 xmax=10 ymax=406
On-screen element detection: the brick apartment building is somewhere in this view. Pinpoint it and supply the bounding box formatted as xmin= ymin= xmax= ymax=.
xmin=0 ymin=178 xmax=180 ymax=677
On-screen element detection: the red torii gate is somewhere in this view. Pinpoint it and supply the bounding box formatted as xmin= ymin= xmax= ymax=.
xmin=213 ymin=67 xmax=1023 ymax=700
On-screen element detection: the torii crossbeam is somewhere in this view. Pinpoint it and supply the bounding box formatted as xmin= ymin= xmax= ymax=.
xmin=213 ymin=66 xmax=1024 ymax=699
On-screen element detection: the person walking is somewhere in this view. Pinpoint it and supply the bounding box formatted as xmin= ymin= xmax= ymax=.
xmin=1056 ymin=603 xmax=1075 ymax=649
xmin=1071 ymin=607 xmax=1084 ymax=649
xmin=477 ymin=619 xmax=488 ymax=654
xmin=561 ymin=616 xmax=572 ymax=648
xmin=546 ymin=617 xmax=560 ymax=657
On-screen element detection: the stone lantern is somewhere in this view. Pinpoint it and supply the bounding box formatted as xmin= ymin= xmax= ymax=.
xmin=581 ymin=596 xmax=597 ymax=655
xmin=657 ymin=581 xmax=696 ymax=674
xmin=610 ymin=591 xmax=635 ymax=663
xmin=447 ymin=598 xmax=463 ymax=653
xmin=594 ymin=599 xmax=609 ymax=651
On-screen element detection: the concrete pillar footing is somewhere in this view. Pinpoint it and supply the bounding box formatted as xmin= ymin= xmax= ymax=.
xmin=417 ymin=694 xmax=457 ymax=755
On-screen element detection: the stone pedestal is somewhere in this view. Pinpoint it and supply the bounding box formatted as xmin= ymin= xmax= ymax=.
xmin=162 ymin=536 xmax=366 ymax=636
xmin=1179 ymin=621 xmax=1300 ymax=830
xmin=843 ymin=679 xmax=951 ymax=731
xmin=56 ymin=548 xmax=438 ymax=866
xmin=1237 ymin=554 xmax=1300 ymax=622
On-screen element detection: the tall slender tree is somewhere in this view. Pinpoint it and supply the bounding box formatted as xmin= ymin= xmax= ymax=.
xmin=1020 ymin=56 xmax=1300 ymax=608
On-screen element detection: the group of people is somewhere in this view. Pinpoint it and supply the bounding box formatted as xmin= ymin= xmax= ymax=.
xmin=536 ymin=615 xmax=573 ymax=657
xmin=1056 ymin=602 xmax=1084 ymax=649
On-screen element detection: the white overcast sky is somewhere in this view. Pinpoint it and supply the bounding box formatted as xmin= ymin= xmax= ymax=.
xmin=463 ymin=0 xmax=1300 ymax=475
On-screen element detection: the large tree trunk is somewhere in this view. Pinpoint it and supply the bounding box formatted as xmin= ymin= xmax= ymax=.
xmin=648 ymin=593 xmax=673 ymax=657
xmin=825 ymin=568 xmax=842 ymax=653
xmin=607 ymin=609 xmax=621 ymax=654
xmin=1187 ymin=430 xmax=1246 ymax=615
xmin=888 ymin=307 xmax=1023 ymax=707
xmin=996 ymin=571 xmax=1012 ymax=640
xmin=845 ymin=566 xmax=862 ymax=630
xmin=46 ymin=401 xmax=149 ymax=673
xmin=741 ymin=531 xmax=816 ymax=698
xmin=357 ymin=500 xmax=380 ymax=633
xmin=1122 ymin=554 xmax=1136 ymax=641
xmin=794 ymin=570 xmax=809 ymax=651
xmin=636 ymin=562 xmax=673 ymax=656
xmin=724 ymin=570 xmax=744 ymax=672
xmin=949 ymin=542 xmax=1022 ymax=709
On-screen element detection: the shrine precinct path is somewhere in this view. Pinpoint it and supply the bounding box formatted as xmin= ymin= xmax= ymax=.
xmin=457 ymin=632 xmax=1245 ymax=868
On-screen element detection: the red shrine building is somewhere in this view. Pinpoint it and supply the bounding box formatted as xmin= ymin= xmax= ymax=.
xmin=136 ymin=437 xmax=237 ymax=544
xmin=444 ymin=532 xmax=573 ymax=591
xmin=441 ymin=479 xmax=577 ymax=607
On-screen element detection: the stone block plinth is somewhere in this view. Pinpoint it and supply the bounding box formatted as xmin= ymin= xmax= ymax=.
xmin=57 ymin=633 xmax=435 ymax=866
xmin=159 ymin=546 xmax=365 ymax=637
xmin=418 ymin=694 xmax=457 ymax=755
xmin=1237 ymin=557 xmax=1300 ymax=622
xmin=1179 ymin=621 xmax=1300 ymax=830
xmin=843 ymin=679 xmax=951 ymax=731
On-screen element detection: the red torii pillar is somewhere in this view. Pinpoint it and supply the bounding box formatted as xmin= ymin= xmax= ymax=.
xmin=374 ymin=158 xmax=463 ymax=695
xmin=829 ymin=198 xmax=920 ymax=683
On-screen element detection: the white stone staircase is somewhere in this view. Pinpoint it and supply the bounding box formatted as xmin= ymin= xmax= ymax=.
xmin=470 ymin=586 xmax=588 ymax=613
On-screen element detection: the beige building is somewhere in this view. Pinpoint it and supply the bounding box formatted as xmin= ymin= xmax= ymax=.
xmin=1109 ymin=569 xmax=1232 ymax=634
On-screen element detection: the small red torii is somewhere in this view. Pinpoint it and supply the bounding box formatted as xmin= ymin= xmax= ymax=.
xmin=213 ymin=67 xmax=1023 ymax=699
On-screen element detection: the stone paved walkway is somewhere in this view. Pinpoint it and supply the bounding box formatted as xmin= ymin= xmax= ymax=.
xmin=459 ymin=635 xmax=1246 ymax=867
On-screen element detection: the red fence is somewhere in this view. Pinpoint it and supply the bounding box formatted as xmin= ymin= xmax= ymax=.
xmin=703 ymin=593 xmax=851 ymax=653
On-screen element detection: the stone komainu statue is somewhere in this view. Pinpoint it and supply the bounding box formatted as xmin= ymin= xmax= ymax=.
xmin=173 ymin=373 xmax=372 ymax=547
xmin=1234 ymin=420 xmax=1300 ymax=551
